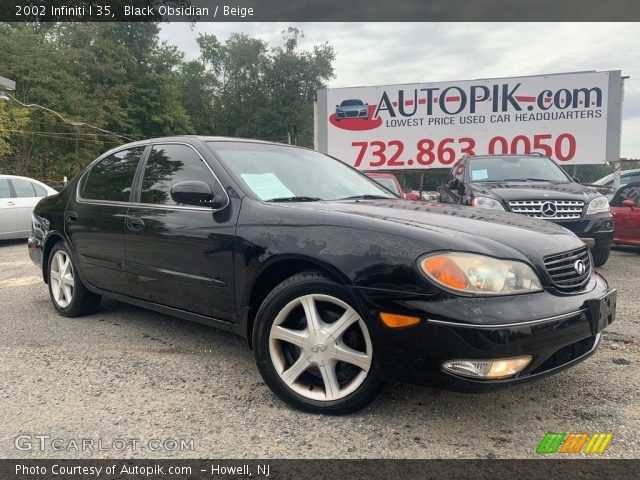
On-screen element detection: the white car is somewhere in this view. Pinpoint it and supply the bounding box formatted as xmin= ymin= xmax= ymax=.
xmin=593 ymin=168 xmax=640 ymax=189
xmin=0 ymin=175 xmax=57 ymax=240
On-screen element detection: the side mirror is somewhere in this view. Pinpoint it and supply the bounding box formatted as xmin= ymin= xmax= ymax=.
xmin=170 ymin=181 xmax=218 ymax=208
xmin=405 ymin=192 xmax=419 ymax=201
xmin=622 ymin=199 xmax=635 ymax=209
xmin=335 ymin=104 xmax=339 ymax=108
xmin=449 ymin=179 xmax=460 ymax=189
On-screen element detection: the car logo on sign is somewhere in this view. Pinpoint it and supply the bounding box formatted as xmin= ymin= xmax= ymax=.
xmin=574 ymin=260 xmax=586 ymax=275
xmin=541 ymin=202 xmax=557 ymax=217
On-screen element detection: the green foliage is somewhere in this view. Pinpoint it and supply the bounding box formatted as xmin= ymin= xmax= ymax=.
xmin=0 ymin=23 xmax=333 ymax=184
xmin=0 ymin=102 xmax=30 ymax=158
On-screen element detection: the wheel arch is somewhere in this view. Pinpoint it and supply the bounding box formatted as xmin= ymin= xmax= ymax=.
xmin=42 ymin=232 xmax=66 ymax=284
xmin=244 ymin=255 xmax=350 ymax=348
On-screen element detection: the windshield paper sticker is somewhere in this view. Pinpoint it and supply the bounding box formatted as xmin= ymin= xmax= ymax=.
xmin=240 ymin=173 xmax=295 ymax=200
xmin=471 ymin=169 xmax=489 ymax=180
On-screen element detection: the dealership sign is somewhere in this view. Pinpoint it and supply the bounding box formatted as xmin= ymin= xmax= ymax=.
xmin=315 ymin=71 xmax=623 ymax=169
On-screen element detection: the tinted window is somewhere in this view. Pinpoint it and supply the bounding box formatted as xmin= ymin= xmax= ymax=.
xmin=340 ymin=100 xmax=364 ymax=106
xmin=140 ymin=144 xmax=215 ymax=206
xmin=12 ymin=179 xmax=36 ymax=197
xmin=82 ymin=147 xmax=145 ymax=202
xmin=0 ymin=179 xmax=10 ymax=199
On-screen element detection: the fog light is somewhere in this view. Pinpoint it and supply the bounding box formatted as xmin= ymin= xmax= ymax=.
xmin=442 ymin=356 xmax=532 ymax=379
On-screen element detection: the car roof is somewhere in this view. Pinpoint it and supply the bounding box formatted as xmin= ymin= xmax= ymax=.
xmin=593 ymin=168 xmax=640 ymax=185
xmin=95 ymin=136 xmax=310 ymax=160
xmin=365 ymin=172 xmax=396 ymax=178
xmin=0 ymin=175 xmax=57 ymax=190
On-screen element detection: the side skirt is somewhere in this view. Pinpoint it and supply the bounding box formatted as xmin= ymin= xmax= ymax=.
xmin=85 ymin=284 xmax=236 ymax=333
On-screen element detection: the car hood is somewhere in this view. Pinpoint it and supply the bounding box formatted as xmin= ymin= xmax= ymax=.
xmin=282 ymin=199 xmax=584 ymax=261
xmin=469 ymin=181 xmax=599 ymax=202
xmin=337 ymin=105 xmax=366 ymax=111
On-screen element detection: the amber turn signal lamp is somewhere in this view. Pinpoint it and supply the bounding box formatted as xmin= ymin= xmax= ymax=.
xmin=421 ymin=256 xmax=468 ymax=290
xmin=380 ymin=312 xmax=421 ymax=328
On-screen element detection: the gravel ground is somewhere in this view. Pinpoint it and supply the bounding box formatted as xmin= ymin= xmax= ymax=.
xmin=0 ymin=239 xmax=638 ymax=459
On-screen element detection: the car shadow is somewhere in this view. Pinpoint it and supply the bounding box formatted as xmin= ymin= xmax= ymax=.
xmin=86 ymin=297 xmax=617 ymax=429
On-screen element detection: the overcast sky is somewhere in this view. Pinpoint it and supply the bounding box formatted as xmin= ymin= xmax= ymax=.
xmin=160 ymin=22 xmax=640 ymax=158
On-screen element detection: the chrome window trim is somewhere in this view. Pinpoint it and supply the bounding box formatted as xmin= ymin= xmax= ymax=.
xmin=427 ymin=309 xmax=588 ymax=329
xmin=76 ymin=141 xmax=230 ymax=213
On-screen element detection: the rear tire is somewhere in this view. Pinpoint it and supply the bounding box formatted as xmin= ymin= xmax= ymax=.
xmin=592 ymin=247 xmax=610 ymax=267
xmin=47 ymin=242 xmax=101 ymax=317
xmin=253 ymin=271 xmax=382 ymax=414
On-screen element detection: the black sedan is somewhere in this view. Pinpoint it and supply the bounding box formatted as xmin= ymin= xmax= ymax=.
xmin=28 ymin=137 xmax=616 ymax=414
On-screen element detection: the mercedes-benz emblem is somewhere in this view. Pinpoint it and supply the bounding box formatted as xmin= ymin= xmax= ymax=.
xmin=574 ymin=260 xmax=586 ymax=276
xmin=311 ymin=343 xmax=327 ymax=353
xmin=541 ymin=201 xmax=557 ymax=217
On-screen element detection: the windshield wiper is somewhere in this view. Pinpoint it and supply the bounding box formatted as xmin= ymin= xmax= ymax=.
xmin=266 ymin=196 xmax=322 ymax=202
xmin=502 ymin=178 xmax=553 ymax=182
xmin=336 ymin=194 xmax=392 ymax=200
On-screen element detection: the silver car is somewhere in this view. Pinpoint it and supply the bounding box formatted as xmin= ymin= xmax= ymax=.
xmin=0 ymin=175 xmax=57 ymax=239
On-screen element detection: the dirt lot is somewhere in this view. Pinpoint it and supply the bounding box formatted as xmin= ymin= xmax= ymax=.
xmin=0 ymin=240 xmax=638 ymax=459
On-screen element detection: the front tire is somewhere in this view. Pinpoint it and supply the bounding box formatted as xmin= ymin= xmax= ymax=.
xmin=592 ymin=246 xmax=610 ymax=267
xmin=47 ymin=242 xmax=101 ymax=317
xmin=253 ymin=272 xmax=382 ymax=414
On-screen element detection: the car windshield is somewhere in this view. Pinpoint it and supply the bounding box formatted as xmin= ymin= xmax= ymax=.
xmin=208 ymin=142 xmax=396 ymax=201
xmin=371 ymin=177 xmax=401 ymax=196
xmin=340 ymin=100 xmax=364 ymax=107
xmin=468 ymin=156 xmax=571 ymax=183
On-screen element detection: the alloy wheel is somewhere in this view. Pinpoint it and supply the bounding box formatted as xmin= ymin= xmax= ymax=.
xmin=50 ymin=250 xmax=74 ymax=308
xmin=268 ymin=294 xmax=373 ymax=401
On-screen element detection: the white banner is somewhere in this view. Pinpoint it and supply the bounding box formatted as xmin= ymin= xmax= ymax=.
xmin=321 ymin=71 xmax=622 ymax=169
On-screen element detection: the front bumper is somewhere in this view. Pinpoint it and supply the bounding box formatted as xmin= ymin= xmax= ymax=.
xmin=350 ymin=272 xmax=615 ymax=391
xmin=27 ymin=235 xmax=43 ymax=267
xmin=545 ymin=213 xmax=613 ymax=249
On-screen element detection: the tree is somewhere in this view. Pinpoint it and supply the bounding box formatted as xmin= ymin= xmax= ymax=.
xmin=264 ymin=28 xmax=335 ymax=146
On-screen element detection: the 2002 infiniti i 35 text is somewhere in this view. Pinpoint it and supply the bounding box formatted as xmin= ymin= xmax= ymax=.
xmin=28 ymin=137 xmax=616 ymax=414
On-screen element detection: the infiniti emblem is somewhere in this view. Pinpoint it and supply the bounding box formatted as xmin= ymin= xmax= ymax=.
xmin=574 ymin=260 xmax=586 ymax=276
xmin=311 ymin=343 xmax=327 ymax=353
xmin=541 ymin=201 xmax=557 ymax=217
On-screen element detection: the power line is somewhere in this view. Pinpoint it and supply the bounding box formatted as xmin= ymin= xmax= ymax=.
xmin=2 ymin=129 xmax=123 ymax=144
xmin=6 ymin=94 xmax=136 ymax=141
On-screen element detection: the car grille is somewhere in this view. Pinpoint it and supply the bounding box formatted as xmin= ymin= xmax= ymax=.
xmin=345 ymin=111 xmax=359 ymax=118
xmin=508 ymin=200 xmax=584 ymax=220
xmin=543 ymin=246 xmax=592 ymax=292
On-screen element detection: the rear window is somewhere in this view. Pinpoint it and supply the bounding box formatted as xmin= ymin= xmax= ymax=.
xmin=82 ymin=147 xmax=145 ymax=202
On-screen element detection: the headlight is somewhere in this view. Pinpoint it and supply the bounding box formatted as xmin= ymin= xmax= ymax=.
xmin=586 ymin=195 xmax=610 ymax=215
xmin=419 ymin=252 xmax=542 ymax=296
xmin=471 ymin=196 xmax=505 ymax=210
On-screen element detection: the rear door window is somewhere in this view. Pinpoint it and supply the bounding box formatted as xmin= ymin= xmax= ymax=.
xmin=12 ymin=179 xmax=37 ymax=197
xmin=0 ymin=179 xmax=11 ymax=199
xmin=82 ymin=147 xmax=145 ymax=202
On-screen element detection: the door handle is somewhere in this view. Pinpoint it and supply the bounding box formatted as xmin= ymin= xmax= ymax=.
xmin=7 ymin=201 xmax=15 ymax=206
xmin=65 ymin=211 xmax=78 ymax=222
xmin=126 ymin=215 xmax=145 ymax=232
